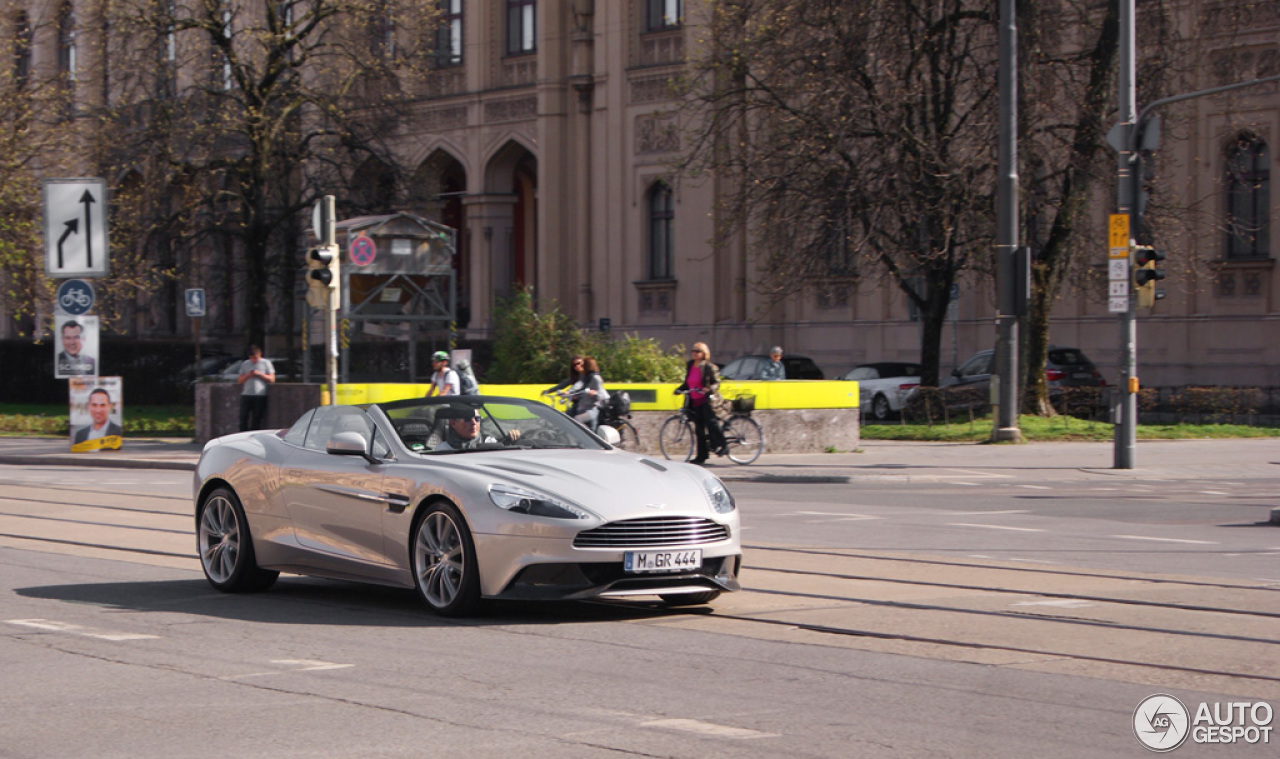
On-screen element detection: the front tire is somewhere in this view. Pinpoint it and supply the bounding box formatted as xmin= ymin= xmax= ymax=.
xmin=412 ymin=501 xmax=480 ymax=617
xmin=197 ymin=487 xmax=278 ymax=593
xmin=659 ymin=415 xmax=695 ymax=461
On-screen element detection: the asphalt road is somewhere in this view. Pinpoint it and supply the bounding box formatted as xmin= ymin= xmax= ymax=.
xmin=0 ymin=439 xmax=1277 ymax=757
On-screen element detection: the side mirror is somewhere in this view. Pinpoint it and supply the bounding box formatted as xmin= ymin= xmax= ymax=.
xmin=598 ymin=425 xmax=621 ymax=446
xmin=327 ymin=430 xmax=378 ymax=463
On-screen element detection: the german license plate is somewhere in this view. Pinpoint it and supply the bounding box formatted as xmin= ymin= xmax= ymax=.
xmin=624 ymin=549 xmax=702 ymax=573
xmin=1073 ymin=372 xmax=1093 ymax=379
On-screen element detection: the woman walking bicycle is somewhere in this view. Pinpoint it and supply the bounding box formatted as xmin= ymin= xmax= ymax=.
xmin=661 ymin=389 xmax=763 ymax=465
xmin=669 ymin=342 xmax=727 ymax=465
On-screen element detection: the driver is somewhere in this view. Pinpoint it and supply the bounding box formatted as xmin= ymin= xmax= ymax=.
xmin=434 ymin=408 xmax=521 ymax=451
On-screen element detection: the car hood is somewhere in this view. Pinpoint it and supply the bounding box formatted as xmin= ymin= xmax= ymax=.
xmin=422 ymin=449 xmax=723 ymax=519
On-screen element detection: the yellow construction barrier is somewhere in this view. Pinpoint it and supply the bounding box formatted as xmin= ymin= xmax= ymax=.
xmin=333 ymin=381 xmax=858 ymax=410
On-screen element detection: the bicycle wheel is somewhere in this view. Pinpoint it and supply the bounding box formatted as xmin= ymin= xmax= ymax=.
xmin=613 ymin=420 xmax=640 ymax=451
xmin=659 ymin=415 xmax=695 ymax=461
xmin=723 ymin=415 xmax=763 ymax=464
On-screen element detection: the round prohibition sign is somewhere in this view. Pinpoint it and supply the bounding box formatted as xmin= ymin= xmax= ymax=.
xmin=349 ymin=234 xmax=377 ymax=266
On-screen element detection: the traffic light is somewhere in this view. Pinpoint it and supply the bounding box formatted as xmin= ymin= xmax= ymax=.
xmin=1132 ymin=245 xmax=1166 ymax=309
xmin=305 ymin=244 xmax=341 ymax=310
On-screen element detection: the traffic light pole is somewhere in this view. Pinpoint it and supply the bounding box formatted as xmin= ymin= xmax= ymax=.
xmin=1114 ymin=0 xmax=1137 ymax=469
xmin=1110 ymin=3 xmax=1279 ymax=468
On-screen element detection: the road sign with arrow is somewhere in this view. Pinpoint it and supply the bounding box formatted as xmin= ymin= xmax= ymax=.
xmin=44 ymin=178 xmax=109 ymax=278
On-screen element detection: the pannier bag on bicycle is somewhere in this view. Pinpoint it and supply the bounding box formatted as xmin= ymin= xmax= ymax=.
xmin=731 ymin=394 xmax=755 ymax=414
xmin=607 ymin=390 xmax=631 ymax=417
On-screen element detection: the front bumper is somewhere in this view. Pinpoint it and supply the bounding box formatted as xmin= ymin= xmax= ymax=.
xmin=472 ymin=533 xmax=741 ymax=601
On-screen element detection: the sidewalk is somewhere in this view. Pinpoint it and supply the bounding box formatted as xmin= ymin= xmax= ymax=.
xmin=2 ymin=434 xmax=1279 ymax=487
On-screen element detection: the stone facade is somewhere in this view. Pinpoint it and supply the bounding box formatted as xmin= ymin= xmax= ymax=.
xmin=8 ymin=0 xmax=1279 ymax=389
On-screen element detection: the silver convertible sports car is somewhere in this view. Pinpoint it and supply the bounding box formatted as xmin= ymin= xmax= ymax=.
xmin=194 ymin=396 xmax=742 ymax=616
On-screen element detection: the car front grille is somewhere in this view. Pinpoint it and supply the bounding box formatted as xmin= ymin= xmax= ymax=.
xmin=573 ymin=516 xmax=729 ymax=548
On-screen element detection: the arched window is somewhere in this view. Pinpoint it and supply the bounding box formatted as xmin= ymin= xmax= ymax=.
xmin=647 ymin=182 xmax=674 ymax=280
xmin=1225 ymin=135 xmax=1270 ymax=260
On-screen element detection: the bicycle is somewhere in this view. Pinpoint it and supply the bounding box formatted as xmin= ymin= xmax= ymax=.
xmin=545 ymin=389 xmax=640 ymax=451
xmin=659 ymin=392 xmax=763 ymax=465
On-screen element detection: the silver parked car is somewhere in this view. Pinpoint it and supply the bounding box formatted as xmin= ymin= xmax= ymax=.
xmin=194 ymin=396 xmax=742 ymax=616
xmin=840 ymin=362 xmax=921 ymax=421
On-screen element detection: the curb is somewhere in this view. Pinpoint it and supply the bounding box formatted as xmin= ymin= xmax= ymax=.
xmin=0 ymin=455 xmax=196 ymax=472
xmin=1272 ymin=508 xmax=1280 ymax=526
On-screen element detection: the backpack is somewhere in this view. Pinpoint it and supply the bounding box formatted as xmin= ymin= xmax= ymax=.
xmin=455 ymin=359 xmax=480 ymax=396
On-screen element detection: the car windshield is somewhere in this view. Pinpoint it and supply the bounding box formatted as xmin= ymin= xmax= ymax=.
xmin=376 ymin=396 xmax=610 ymax=454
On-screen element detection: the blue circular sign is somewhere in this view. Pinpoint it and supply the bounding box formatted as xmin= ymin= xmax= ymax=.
xmin=56 ymin=278 xmax=95 ymax=316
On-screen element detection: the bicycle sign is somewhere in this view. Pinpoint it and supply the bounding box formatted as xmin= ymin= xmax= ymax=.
xmin=55 ymin=279 xmax=95 ymax=316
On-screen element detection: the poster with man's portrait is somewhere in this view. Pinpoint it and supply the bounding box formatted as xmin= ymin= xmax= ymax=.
xmin=69 ymin=377 xmax=123 ymax=452
xmin=55 ymin=315 xmax=100 ymax=378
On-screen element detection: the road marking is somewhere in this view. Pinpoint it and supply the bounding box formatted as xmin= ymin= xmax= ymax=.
xmin=948 ymin=523 xmax=1044 ymax=532
xmin=1200 ymin=490 xmax=1230 ymax=495
xmin=226 ymin=659 xmax=354 ymax=679
xmin=6 ymin=618 xmax=159 ymax=640
xmin=1018 ymin=485 xmax=1051 ymax=490
xmin=794 ymin=511 xmax=880 ymax=520
xmin=272 ymin=659 xmax=354 ymax=671
xmin=951 ymin=509 xmax=1030 ymax=515
xmin=1110 ymin=535 xmax=1218 ymax=545
xmin=640 ymin=718 xmax=778 ymax=739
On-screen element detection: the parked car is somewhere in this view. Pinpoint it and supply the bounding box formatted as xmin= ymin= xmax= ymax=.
xmin=177 ymin=352 xmax=235 ymax=384
xmin=194 ymin=396 xmax=741 ymax=616
xmin=719 ymin=354 xmax=825 ymax=380
xmin=206 ymin=356 xmax=302 ymax=383
xmin=943 ymin=346 xmax=1106 ymax=397
xmin=840 ymin=362 xmax=921 ymax=421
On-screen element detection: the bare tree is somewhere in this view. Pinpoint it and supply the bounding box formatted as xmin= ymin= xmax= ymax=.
xmin=679 ymin=0 xmax=1000 ymax=385
xmin=1016 ymin=0 xmax=1181 ymax=414
xmin=0 ymin=9 xmax=80 ymax=336
xmin=95 ymin=0 xmax=440 ymax=346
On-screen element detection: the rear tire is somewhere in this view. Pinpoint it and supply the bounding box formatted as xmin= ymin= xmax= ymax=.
xmin=659 ymin=415 xmax=695 ymax=461
xmin=196 ymin=487 xmax=279 ymax=593
xmin=724 ymin=416 xmax=763 ymax=464
xmin=613 ymin=420 xmax=640 ymax=451
xmin=411 ymin=501 xmax=481 ymax=617
xmin=871 ymin=393 xmax=892 ymax=421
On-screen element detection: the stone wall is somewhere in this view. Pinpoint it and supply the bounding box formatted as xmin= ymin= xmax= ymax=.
xmin=624 ymin=408 xmax=860 ymax=455
xmin=195 ymin=383 xmax=322 ymax=444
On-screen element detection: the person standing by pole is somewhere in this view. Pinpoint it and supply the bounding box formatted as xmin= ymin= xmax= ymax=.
xmin=237 ymin=345 xmax=275 ymax=431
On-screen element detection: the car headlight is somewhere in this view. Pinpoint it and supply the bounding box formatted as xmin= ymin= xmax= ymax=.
xmin=489 ymin=483 xmax=591 ymax=520
xmin=703 ymin=477 xmax=736 ymax=514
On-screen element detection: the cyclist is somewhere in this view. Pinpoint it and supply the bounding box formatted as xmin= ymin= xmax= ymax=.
xmin=425 ymin=351 xmax=460 ymax=397
xmin=675 ymin=342 xmax=727 ymax=465
xmin=544 ymin=355 xmax=608 ymax=431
